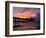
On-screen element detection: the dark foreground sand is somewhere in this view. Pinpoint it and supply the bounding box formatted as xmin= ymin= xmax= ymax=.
xmin=13 ymin=22 xmax=37 ymax=31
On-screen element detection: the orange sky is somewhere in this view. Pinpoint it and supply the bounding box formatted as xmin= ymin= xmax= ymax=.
xmin=13 ymin=9 xmax=37 ymax=18
xmin=14 ymin=9 xmax=36 ymax=18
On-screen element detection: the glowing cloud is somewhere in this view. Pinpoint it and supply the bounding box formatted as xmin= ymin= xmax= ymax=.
xmin=13 ymin=9 xmax=36 ymax=18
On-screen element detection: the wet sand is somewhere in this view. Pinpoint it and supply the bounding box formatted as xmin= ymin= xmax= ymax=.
xmin=13 ymin=22 xmax=36 ymax=31
xmin=13 ymin=17 xmax=40 ymax=31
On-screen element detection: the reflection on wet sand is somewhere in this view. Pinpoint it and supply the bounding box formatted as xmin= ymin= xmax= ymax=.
xmin=13 ymin=17 xmax=40 ymax=31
